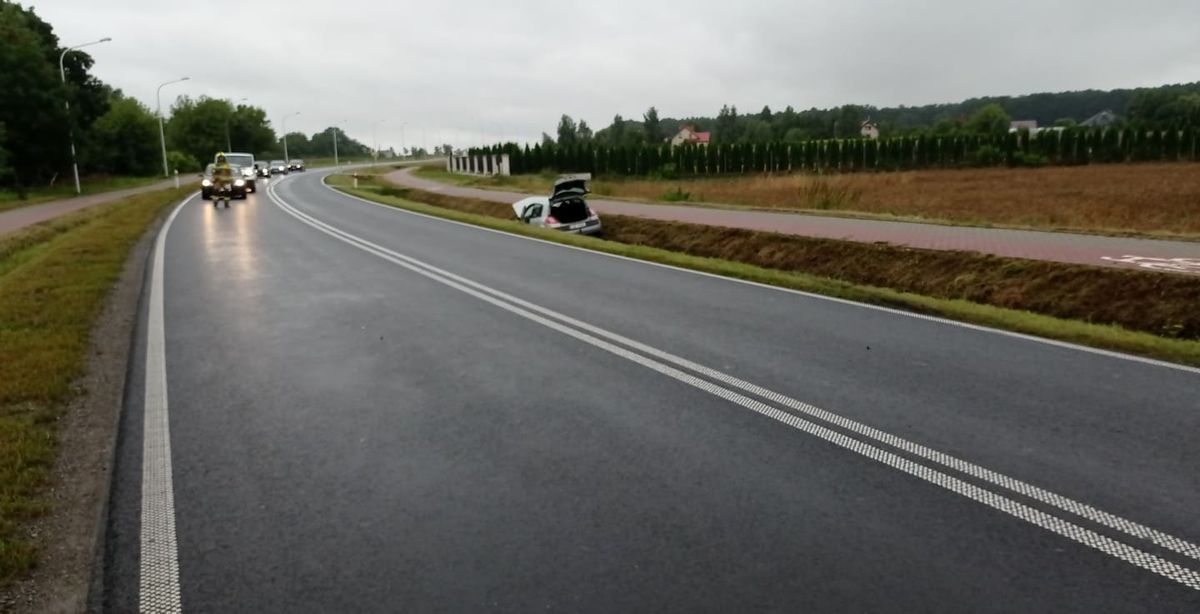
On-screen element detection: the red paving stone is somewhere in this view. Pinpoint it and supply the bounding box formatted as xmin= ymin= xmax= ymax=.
xmin=387 ymin=168 xmax=1200 ymax=276
xmin=0 ymin=179 xmax=186 ymax=236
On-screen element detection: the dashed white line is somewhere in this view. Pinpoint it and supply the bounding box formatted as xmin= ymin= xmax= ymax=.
xmin=269 ymin=180 xmax=1200 ymax=591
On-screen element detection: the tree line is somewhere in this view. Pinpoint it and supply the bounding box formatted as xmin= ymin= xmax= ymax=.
xmin=544 ymin=82 xmax=1200 ymax=149
xmin=0 ymin=2 xmax=371 ymax=196
xmin=475 ymin=125 xmax=1200 ymax=178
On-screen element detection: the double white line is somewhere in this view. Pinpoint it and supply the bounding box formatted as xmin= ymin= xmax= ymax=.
xmin=267 ymin=179 xmax=1200 ymax=591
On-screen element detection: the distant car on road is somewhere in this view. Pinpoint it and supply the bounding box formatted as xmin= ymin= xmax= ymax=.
xmin=289 ymin=159 xmax=306 ymax=172
xmin=255 ymin=162 xmax=271 ymax=178
xmin=200 ymin=163 xmax=249 ymax=200
xmin=216 ymin=152 xmax=258 ymax=193
xmin=270 ymin=160 xmax=288 ymax=175
xmin=512 ymin=174 xmax=601 ymax=236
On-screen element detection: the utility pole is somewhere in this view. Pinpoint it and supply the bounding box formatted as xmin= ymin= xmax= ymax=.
xmin=282 ymin=112 xmax=300 ymax=162
xmin=156 ymin=76 xmax=190 ymax=177
xmin=225 ymin=97 xmax=247 ymax=151
xmin=59 ymin=37 xmax=111 ymax=194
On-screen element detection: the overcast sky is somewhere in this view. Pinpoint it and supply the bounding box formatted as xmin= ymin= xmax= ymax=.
xmin=33 ymin=0 xmax=1200 ymax=150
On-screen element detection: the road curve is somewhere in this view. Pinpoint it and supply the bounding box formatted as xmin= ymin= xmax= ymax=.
xmin=103 ymin=169 xmax=1200 ymax=612
xmin=387 ymin=166 xmax=1200 ymax=274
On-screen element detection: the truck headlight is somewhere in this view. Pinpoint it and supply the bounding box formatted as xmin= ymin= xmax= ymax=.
xmin=234 ymin=179 xmax=245 ymax=187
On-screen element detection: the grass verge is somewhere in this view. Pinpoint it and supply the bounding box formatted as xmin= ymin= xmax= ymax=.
xmin=0 ymin=175 xmax=167 ymax=214
xmin=0 ymin=186 xmax=192 ymax=585
xmin=327 ymin=172 xmax=1200 ymax=367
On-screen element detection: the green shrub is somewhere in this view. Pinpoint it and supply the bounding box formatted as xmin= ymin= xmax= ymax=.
xmin=972 ymin=145 xmax=1005 ymax=167
xmin=656 ymin=162 xmax=680 ymax=180
xmin=1011 ymin=152 xmax=1049 ymax=167
xmin=165 ymin=150 xmax=200 ymax=174
xmin=659 ymin=186 xmax=690 ymax=202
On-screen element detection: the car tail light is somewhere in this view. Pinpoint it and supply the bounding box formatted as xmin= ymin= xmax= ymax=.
xmin=545 ymin=215 xmax=560 ymax=225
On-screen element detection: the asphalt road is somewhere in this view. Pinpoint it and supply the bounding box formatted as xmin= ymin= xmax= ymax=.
xmin=104 ymin=169 xmax=1200 ymax=612
xmin=388 ymin=167 xmax=1200 ymax=274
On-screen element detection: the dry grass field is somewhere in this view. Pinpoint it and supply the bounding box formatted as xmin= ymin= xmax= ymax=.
xmin=418 ymin=163 xmax=1200 ymax=238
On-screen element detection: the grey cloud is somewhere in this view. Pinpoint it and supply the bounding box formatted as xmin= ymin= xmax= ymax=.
xmin=33 ymin=0 xmax=1200 ymax=149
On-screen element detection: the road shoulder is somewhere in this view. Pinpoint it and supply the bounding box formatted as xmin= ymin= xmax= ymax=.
xmin=0 ymin=205 xmax=168 ymax=613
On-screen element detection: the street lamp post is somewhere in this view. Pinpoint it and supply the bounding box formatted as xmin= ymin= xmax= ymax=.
xmin=332 ymin=118 xmax=347 ymax=167
xmin=59 ymin=37 xmax=111 ymax=194
xmin=281 ymin=112 xmax=300 ymax=163
xmin=157 ymin=77 xmax=190 ymax=177
xmin=372 ymin=119 xmax=387 ymax=163
xmin=399 ymin=122 xmax=408 ymax=158
xmin=225 ymin=97 xmax=247 ymax=152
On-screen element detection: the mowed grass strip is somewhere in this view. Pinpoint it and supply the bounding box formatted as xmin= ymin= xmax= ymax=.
xmin=327 ymin=173 xmax=1200 ymax=366
xmin=0 ymin=186 xmax=192 ymax=584
xmin=414 ymin=163 xmax=1200 ymax=239
xmin=0 ymin=175 xmax=166 ymax=214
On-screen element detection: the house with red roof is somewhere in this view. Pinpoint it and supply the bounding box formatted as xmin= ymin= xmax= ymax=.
xmin=670 ymin=124 xmax=712 ymax=147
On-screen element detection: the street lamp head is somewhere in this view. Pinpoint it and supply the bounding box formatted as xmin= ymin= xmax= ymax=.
xmin=100 ymin=37 xmax=112 ymax=42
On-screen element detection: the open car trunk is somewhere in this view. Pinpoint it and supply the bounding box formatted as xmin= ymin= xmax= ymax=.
xmin=550 ymin=199 xmax=589 ymax=224
xmin=551 ymin=174 xmax=591 ymax=204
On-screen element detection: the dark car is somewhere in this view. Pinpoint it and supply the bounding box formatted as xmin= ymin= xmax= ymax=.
xmin=289 ymin=159 xmax=306 ymax=172
xmin=270 ymin=159 xmax=288 ymax=175
xmin=255 ymin=162 xmax=271 ymax=178
xmin=200 ymin=163 xmax=249 ymax=200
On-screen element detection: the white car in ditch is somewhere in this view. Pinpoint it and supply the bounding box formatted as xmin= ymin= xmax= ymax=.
xmin=512 ymin=174 xmax=602 ymax=236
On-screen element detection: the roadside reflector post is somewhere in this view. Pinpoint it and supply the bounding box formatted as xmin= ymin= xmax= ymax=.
xmin=173 ymin=169 xmax=179 ymax=189
xmin=353 ymin=174 xmax=358 ymax=188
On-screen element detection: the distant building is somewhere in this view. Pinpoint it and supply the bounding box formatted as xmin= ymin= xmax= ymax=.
xmin=1081 ymin=110 xmax=1119 ymax=127
xmin=860 ymin=119 xmax=880 ymax=139
xmin=670 ymin=124 xmax=712 ymax=147
xmin=1009 ymin=120 xmax=1038 ymax=133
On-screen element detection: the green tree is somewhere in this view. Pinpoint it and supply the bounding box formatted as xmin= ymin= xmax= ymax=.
xmin=310 ymin=126 xmax=369 ymax=157
xmin=714 ymin=104 xmax=741 ymax=143
xmin=643 ymin=106 xmax=663 ymax=143
xmin=227 ymin=104 xmax=276 ymax=154
xmin=0 ymin=2 xmax=70 ymax=193
xmin=966 ymin=103 xmax=1012 ymax=136
xmin=0 ymin=122 xmax=11 ymax=182
xmin=576 ymin=119 xmax=593 ymax=143
xmin=556 ymin=114 xmax=577 ymax=146
xmin=166 ymin=96 xmax=234 ymax=163
xmin=783 ymin=127 xmax=809 ymax=143
xmin=165 ymin=150 xmax=200 ymax=174
xmin=740 ymin=118 xmax=773 ymax=143
xmin=84 ymin=91 xmax=159 ymax=175
xmin=541 ymin=132 xmax=555 ymax=147
xmin=280 ymin=132 xmax=310 ymax=157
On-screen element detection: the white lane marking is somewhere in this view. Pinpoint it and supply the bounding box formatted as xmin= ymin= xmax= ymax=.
xmin=288 ymin=180 xmax=1200 ymax=562
xmin=1101 ymin=255 xmax=1200 ymax=275
xmin=139 ymin=194 xmax=194 ymax=614
xmin=290 ymin=182 xmax=1200 ymax=563
xmin=318 ymin=175 xmax=1200 ymax=376
xmin=269 ymin=182 xmax=1200 ymax=591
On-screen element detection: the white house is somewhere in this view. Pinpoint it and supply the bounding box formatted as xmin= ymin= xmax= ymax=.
xmin=670 ymin=124 xmax=712 ymax=147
